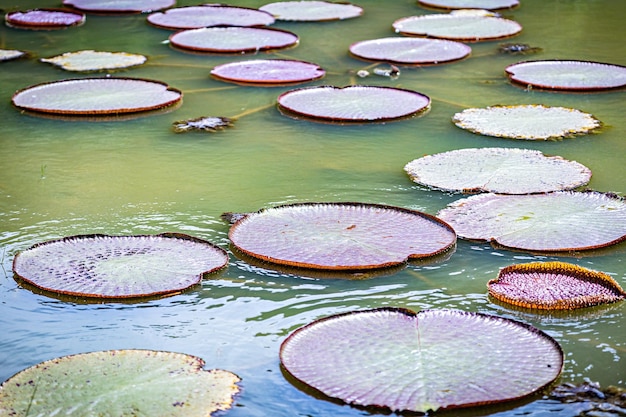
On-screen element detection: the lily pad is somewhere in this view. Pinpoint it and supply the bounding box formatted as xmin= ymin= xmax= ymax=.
xmin=229 ymin=202 xmax=455 ymax=270
xmin=437 ymin=191 xmax=626 ymax=252
xmin=211 ymin=59 xmax=325 ymax=86
xmin=488 ymin=261 xmax=626 ymax=310
xmin=0 ymin=49 xmax=26 ymax=61
xmin=40 ymin=50 xmax=147 ymax=72
xmin=12 ymin=77 xmax=182 ymax=116
xmin=505 ymin=60 xmax=626 ymax=91
xmin=404 ymin=148 xmax=592 ymax=194
xmin=418 ymin=0 xmax=519 ymax=10
xmin=349 ymin=37 xmax=471 ymax=65
xmin=63 ymin=0 xmax=175 ymax=14
xmin=280 ymin=308 xmax=563 ymax=413
xmin=0 ymin=349 xmax=240 ymax=416
xmin=12 ymin=233 xmax=228 ymax=299
xmin=277 ymin=85 xmax=430 ymax=123
xmin=5 ymin=8 xmax=85 ymax=30
xmin=393 ymin=14 xmax=522 ymax=42
xmin=147 ymin=5 xmax=275 ymax=30
xmin=169 ymin=26 xmax=299 ymax=54
xmin=452 ymin=105 xmax=601 ymax=140
xmin=259 ymin=1 xmax=363 ymax=22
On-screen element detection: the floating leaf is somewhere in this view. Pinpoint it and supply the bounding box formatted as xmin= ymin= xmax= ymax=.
xmin=452 ymin=105 xmax=601 ymax=140
xmin=5 ymin=8 xmax=85 ymax=30
xmin=277 ymin=85 xmax=430 ymax=123
xmin=40 ymin=50 xmax=147 ymax=71
xmin=505 ymin=60 xmax=626 ymax=91
xmin=259 ymin=1 xmax=363 ymax=22
xmin=63 ymin=0 xmax=175 ymax=14
xmin=12 ymin=233 xmax=228 ymax=299
xmin=488 ymin=261 xmax=626 ymax=310
xmin=498 ymin=42 xmax=542 ymax=55
xmin=405 ymin=148 xmax=591 ymax=194
xmin=0 ymin=350 xmax=240 ymax=416
xmin=349 ymin=37 xmax=471 ymax=65
xmin=437 ymin=191 xmax=626 ymax=252
xmin=0 ymin=49 xmax=26 ymax=61
xmin=418 ymin=0 xmax=519 ymax=10
xmin=393 ymin=14 xmax=522 ymax=42
xmin=12 ymin=77 xmax=182 ymax=116
xmin=147 ymin=5 xmax=275 ymax=30
xmin=173 ymin=116 xmax=234 ymax=133
xmin=211 ymin=59 xmax=325 ymax=86
xmin=229 ymin=202 xmax=455 ymax=270
xmin=280 ymin=308 xmax=563 ymax=413
xmin=169 ymin=26 xmax=299 ymax=54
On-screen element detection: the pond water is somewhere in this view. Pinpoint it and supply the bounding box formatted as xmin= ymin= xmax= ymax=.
xmin=0 ymin=0 xmax=624 ymax=415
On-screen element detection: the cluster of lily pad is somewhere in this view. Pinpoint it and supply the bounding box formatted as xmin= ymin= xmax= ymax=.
xmin=2 ymin=0 xmax=625 ymax=416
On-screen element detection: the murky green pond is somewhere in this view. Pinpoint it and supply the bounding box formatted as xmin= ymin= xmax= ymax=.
xmin=1 ymin=0 xmax=624 ymax=415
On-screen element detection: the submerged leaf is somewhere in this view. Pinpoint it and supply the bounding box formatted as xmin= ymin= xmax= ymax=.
xmin=173 ymin=116 xmax=234 ymax=133
xmin=41 ymin=50 xmax=147 ymax=71
xmin=0 ymin=350 xmax=240 ymax=416
xmin=280 ymin=308 xmax=563 ymax=413
xmin=488 ymin=261 xmax=626 ymax=310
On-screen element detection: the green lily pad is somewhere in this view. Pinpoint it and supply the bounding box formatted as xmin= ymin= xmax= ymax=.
xmin=41 ymin=50 xmax=147 ymax=72
xmin=0 ymin=350 xmax=240 ymax=417
xmin=280 ymin=308 xmax=563 ymax=413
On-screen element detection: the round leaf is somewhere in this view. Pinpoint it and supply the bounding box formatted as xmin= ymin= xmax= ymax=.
xmin=40 ymin=50 xmax=147 ymax=72
xmin=5 ymin=8 xmax=85 ymax=29
xmin=259 ymin=1 xmax=363 ymax=22
xmin=418 ymin=0 xmax=519 ymax=10
xmin=349 ymin=37 xmax=471 ymax=65
xmin=63 ymin=0 xmax=175 ymax=13
xmin=147 ymin=5 xmax=275 ymax=30
xmin=211 ymin=59 xmax=325 ymax=86
xmin=393 ymin=14 xmax=522 ymax=41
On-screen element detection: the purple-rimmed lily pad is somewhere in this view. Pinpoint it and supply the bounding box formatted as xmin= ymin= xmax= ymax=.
xmin=147 ymin=5 xmax=275 ymax=30
xmin=393 ymin=14 xmax=522 ymax=42
xmin=40 ymin=50 xmax=147 ymax=72
xmin=0 ymin=49 xmax=26 ymax=61
xmin=12 ymin=77 xmax=181 ymax=116
xmin=277 ymin=85 xmax=430 ymax=123
xmin=211 ymin=59 xmax=325 ymax=86
xmin=505 ymin=60 xmax=626 ymax=91
xmin=12 ymin=233 xmax=228 ymax=299
xmin=63 ymin=0 xmax=175 ymax=14
xmin=229 ymin=202 xmax=456 ymax=271
xmin=5 ymin=8 xmax=85 ymax=30
xmin=280 ymin=308 xmax=563 ymax=413
xmin=404 ymin=148 xmax=592 ymax=194
xmin=437 ymin=191 xmax=626 ymax=253
xmin=169 ymin=26 xmax=299 ymax=54
xmin=418 ymin=0 xmax=519 ymax=10
xmin=488 ymin=261 xmax=626 ymax=310
xmin=452 ymin=104 xmax=601 ymax=140
xmin=0 ymin=350 xmax=240 ymax=416
xmin=349 ymin=37 xmax=471 ymax=65
xmin=259 ymin=1 xmax=363 ymax=22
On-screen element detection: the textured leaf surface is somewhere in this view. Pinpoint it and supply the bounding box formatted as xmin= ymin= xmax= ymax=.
xmin=5 ymin=9 xmax=85 ymax=29
xmin=280 ymin=308 xmax=563 ymax=413
xmin=259 ymin=1 xmax=363 ymax=21
xmin=12 ymin=77 xmax=181 ymax=115
xmin=505 ymin=60 xmax=626 ymax=91
xmin=437 ymin=192 xmax=626 ymax=252
xmin=12 ymin=233 xmax=228 ymax=298
xmin=393 ymin=14 xmax=521 ymax=41
xmin=452 ymin=105 xmax=601 ymax=140
xmin=0 ymin=350 xmax=240 ymax=417
xmin=41 ymin=50 xmax=146 ymax=71
xmin=229 ymin=203 xmax=455 ymax=270
xmin=418 ymin=0 xmax=519 ymax=9
xmin=404 ymin=147 xmax=591 ymax=194
xmin=147 ymin=5 xmax=275 ymax=30
xmin=169 ymin=27 xmax=298 ymax=53
xmin=349 ymin=37 xmax=471 ymax=65
xmin=277 ymin=86 xmax=430 ymax=122
xmin=211 ymin=59 xmax=325 ymax=86
xmin=63 ymin=0 xmax=175 ymax=13
xmin=488 ymin=262 xmax=626 ymax=310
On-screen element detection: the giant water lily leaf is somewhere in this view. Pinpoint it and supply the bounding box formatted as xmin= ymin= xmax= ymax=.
xmin=418 ymin=0 xmax=519 ymax=10
xmin=0 ymin=350 xmax=240 ymax=417
xmin=0 ymin=49 xmax=26 ymax=61
xmin=147 ymin=5 xmax=275 ymax=30
xmin=12 ymin=233 xmax=228 ymax=299
xmin=349 ymin=37 xmax=471 ymax=65
xmin=280 ymin=308 xmax=563 ymax=413
xmin=277 ymin=85 xmax=430 ymax=123
xmin=169 ymin=26 xmax=299 ymax=54
xmin=404 ymin=147 xmax=592 ymax=194
xmin=229 ymin=202 xmax=455 ymax=270
xmin=259 ymin=1 xmax=363 ymax=22
xmin=452 ymin=104 xmax=601 ymax=140
xmin=505 ymin=60 xmax=626 ymax=91
xmin=211 ymin=59 xmax=325 ymax=86
xmin=437 ymin=191 xmax=626 ymax=252
xmin=488 ymin=261 xmax=626 ymax=310
xmin=11 ymin=77 xmax=181 ymax=116
xmin=393 ymin=14 xmax=521 ymax=41
xmin=41 ymin=50 xmax=147 ymax=71
xmin=63 ymin=0 xmax=175 ymax=14
xmin=5 ymin=8 xmax=85 ymax=29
